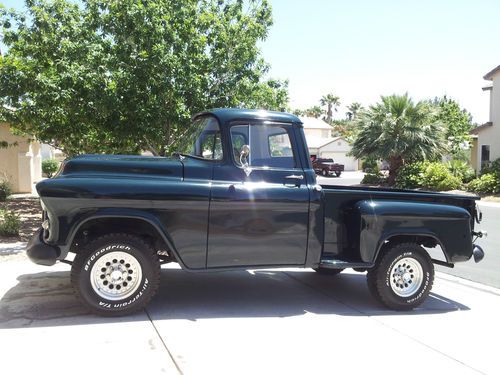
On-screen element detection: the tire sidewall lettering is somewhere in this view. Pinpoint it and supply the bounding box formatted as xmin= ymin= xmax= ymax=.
xmin=82 ymin=242 xmax=148 ymax=311
xmin=384 ymin=250 xmax=429 ymax=305
xmin=84 ymin=244 xmax=131 ymax=272
xmin=97 ymin=278 xmax=150 ymax=309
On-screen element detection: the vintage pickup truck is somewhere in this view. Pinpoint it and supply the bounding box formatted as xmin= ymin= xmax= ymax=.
xmin=27 ymin=109 xmax=485 ymax=316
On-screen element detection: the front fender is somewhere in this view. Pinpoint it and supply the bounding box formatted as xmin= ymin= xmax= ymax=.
xmin=58 ymin=208 xmax=183 ymax=266
xmin=354 ymin=200 xmax=473 ymax=263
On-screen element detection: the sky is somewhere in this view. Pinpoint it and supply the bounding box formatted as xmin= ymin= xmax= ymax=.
xmin=1 ymin=0 xmax=500 ymax=124
xmin=260 ymin=0 xmax=500 ymax=123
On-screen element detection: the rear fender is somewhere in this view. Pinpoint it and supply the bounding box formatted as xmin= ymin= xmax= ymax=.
xmin=354 ymin=200 xmax=473 ymax=264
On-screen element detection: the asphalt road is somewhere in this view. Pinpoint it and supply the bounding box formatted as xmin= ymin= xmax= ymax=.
xmin=438 ymin=201 xmax=500 ymax=288
xmin=316 ymin=170 xmax=365 ymax=186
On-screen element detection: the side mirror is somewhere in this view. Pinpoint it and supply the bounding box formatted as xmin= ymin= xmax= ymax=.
xmin=239 ymin=144 xmax=252 ymax=176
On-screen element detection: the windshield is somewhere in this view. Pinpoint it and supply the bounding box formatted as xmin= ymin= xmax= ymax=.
xmin=176 ymin=116 xmax=223 ymax=160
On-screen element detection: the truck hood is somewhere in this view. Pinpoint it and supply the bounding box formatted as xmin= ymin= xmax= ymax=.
xmin=36 ymin=154 xmax=183 ymax=198
xmin=57 ymin=154 xmax=183 ymax=179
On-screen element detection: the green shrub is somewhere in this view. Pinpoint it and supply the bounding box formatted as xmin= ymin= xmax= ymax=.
xmin=361 ymin=173 xmax=385 ymax=185
xmin=362 ymin=158 xmax=379 ymax=173
xmin=447 ymin=160 xmax=476 ymax=184
xmin=467 ymin=173 xmax=500 ymax=194
xmin=396 ymin=161 xmax=462 ymax=191
xmin=395 ymin=161 xmax=426 ymax=189
xmin=480 ymin=158 xmax=500 ymax=175
xmin=42 ymin=159 xmax=60 ymax=178
xmin=0 ymin=180 xmax=12 ymax=202
xmin=0 ymin=209 xmax=21 ymax=237
xmin=422 ymin=162 xmax=462 ymax=191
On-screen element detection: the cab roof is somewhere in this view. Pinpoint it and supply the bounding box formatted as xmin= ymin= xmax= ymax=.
xmin=194 ymin=108 xmax=302 ymax=126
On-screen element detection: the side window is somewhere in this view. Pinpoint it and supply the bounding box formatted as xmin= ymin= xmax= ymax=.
xmin=188 ymin=117 xmax=223 ymax=160
xmin=230 ymin=124 xmax=296 ymax=169
xmin=200 ymin=132 xmax=223 ymax=160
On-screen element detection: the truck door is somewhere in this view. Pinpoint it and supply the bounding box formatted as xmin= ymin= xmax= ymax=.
xmin=207 ymin=122 xmax=310 ymax=267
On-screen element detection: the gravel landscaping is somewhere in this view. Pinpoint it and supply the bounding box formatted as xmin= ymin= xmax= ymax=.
xmin=0 ymin=197 xmax=41 ymax=244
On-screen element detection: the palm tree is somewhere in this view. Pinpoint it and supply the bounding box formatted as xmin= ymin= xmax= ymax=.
xmin=320 ymin=94 xmax=340 ymax=123
xmin=351 ymin=94 xmax=446 ymax=184
xmin=305 ymin=106 xmax=323 ymax=119
xmin=346 ymin=102 xmax=363 ymax=121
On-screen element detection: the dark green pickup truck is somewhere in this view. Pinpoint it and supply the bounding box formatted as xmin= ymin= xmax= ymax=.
xmin=27 ymin=109 xmax=485 ymax=316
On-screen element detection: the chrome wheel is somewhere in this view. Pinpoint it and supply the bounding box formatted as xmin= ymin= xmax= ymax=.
xmin=90 ymin=251 xmax=143 ymax=300
xmin=389 ymin=257 xmax=423 ymax=297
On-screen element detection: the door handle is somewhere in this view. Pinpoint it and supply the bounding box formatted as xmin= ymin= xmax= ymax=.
xmin=285 ymin=174 xmax=304 ymax=180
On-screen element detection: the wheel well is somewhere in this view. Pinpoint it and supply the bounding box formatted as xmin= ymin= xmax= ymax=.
xmin=378 ymin=234 xmax=448 ymax=262
xmin=70 ymin=217 xmax=173 ymax=257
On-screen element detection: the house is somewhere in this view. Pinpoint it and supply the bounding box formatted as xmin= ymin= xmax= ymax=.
xmin=471 ymin=64 xmax=500 ymax=171
xmin=300 ymin=116 xmax=359 ymax=171
xmin=0 ymin=122 xmax=42 ymax=193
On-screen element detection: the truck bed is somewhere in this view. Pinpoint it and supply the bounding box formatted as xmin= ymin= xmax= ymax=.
xmin=320 ymin=184 xmax=478 ymax=262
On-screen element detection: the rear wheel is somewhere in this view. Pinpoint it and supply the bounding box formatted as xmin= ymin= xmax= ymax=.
xmin=71 ymin=233 xmax=160 ymax=316
xmin=366 ymin=242 xmax=434 ymax=310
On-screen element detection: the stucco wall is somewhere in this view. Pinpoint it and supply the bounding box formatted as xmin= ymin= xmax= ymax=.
xmin=477 ymin=72 xmax=500 ymax=169
xmin=0 ymin=122 xmax=42 ymax=193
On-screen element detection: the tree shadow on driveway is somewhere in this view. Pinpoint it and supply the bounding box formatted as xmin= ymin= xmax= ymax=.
xmin=0 ymin=268 xmax=470 ymax=329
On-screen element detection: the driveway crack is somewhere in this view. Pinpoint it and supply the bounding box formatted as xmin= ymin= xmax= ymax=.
xmin=145 ymin=308 xmax=183 ymax=375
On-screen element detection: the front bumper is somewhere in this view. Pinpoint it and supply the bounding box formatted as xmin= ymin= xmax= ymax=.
xmin=26 ymin=228 xmax=61 ymax=266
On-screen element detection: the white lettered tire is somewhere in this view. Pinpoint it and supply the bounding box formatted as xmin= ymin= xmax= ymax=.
xmin=71 ymin=233 xmax=160 ymax=316
xmin=366 ymin=242 xmax=434 ymax=310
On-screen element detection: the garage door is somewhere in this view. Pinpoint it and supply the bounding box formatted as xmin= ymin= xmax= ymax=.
xmin=320 ymin=152 xmax=357 ymax=171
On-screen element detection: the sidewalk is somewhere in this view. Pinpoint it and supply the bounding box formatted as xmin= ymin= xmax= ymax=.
xmin=0 ymin=247 xmax=498 ymax=374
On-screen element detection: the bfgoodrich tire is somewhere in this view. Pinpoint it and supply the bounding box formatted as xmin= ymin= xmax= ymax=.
xmin=366 ymin=242 xmax=434 ymax=310
xmin=71 ymin=233 xmax=160 ymax=316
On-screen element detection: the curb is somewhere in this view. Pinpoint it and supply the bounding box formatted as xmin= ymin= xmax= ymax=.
xmin=436 ymin=271 xmax=500 ymax=296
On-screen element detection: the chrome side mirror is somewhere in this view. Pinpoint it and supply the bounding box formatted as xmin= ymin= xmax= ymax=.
xmin=239 ymin=144 xmax=252 ymax=176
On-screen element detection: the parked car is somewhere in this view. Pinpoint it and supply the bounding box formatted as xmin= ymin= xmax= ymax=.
xmin=27 ymin=109 xmax=485 ymax=316
xmin=312 ymin=158 xmax=344 ymax=177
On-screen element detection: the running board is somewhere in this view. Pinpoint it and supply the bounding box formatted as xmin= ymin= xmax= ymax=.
xmin=319 ymin=258 xmax=374 ymax=269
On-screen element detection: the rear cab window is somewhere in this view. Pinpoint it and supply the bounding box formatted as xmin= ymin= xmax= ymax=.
xmin=230 ymin=123 xmax=296 ymax=169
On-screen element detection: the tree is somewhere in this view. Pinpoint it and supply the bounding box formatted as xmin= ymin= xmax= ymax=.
xmin=346 ymin=102 xmax=363 ymax=121
xmin=320 ymin=93 xmax=340 ymax=123
xmin=351 ymin=94 xmax=445 ymax=184
xmin=305 ymin=106 xmax=323 ymax=119
xmin=431 ymin=96 xmax=473 ymax=159
xmin=0 ymin=0 xmax=288 ymax=156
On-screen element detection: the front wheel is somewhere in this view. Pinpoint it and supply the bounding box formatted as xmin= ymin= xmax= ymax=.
xmin=71 ymin=233 xmax=161 ymax=316
xmin=321 ymin=169 xmax=328 ymax=177
xmin=366 ymin=242 xmax=434 ymax=310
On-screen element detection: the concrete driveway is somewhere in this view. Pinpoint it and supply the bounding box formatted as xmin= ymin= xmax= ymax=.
xmin=0 ymin=254 xmax=498 ymax=375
